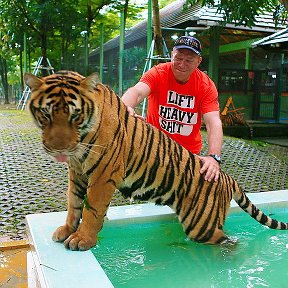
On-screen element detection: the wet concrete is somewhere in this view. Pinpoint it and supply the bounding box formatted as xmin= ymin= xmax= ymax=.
xmin=0 ymin=240 xmax=29 ymax=288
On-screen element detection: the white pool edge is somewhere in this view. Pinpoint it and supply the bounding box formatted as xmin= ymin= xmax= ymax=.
xmin=26 ymin=190 xmax=288 ymax=288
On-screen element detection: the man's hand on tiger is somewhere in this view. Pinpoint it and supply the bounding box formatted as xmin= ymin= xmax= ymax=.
xmin=199 ymin=156 xmax=221 ymax=182
xmin=127 ymin=106 xmax=145 ymax=121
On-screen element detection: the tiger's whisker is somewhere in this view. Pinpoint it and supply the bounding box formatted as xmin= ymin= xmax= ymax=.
xmin=81 ymin=143 xmax=107 ymax=149
xmin=78 ymin=144 xmax=102 ymax=156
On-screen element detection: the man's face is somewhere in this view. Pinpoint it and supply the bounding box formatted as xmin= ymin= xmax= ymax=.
xmin=171 ymin=48 xmax=202 ymax=83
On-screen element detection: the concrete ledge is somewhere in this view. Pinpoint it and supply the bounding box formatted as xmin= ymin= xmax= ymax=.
xmin=0 ymin=240 xmax=29 ymax=251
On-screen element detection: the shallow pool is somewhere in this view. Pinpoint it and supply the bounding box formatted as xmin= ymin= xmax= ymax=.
xmin=92 ymin=207 xmax=288 ymax=288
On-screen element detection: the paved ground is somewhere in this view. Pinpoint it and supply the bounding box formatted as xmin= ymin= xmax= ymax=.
xmin=0 ymin=106 xmax=287 ymax=242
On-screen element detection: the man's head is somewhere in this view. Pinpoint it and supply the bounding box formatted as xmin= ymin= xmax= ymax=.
xmin=171 ymin=36 xmax=202 ymax=84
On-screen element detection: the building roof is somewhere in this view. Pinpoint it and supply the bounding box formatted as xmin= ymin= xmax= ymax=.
xmin=252 ymin=27 xmax=288 ymax=48
xmin=90 ymin=0 xmax=284 ymax=58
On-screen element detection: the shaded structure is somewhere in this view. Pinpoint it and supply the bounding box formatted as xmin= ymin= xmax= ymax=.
xmin=252 ymin=28 xmax=288 ymax=51
xmin=252 ymin=28 xmax=288 ymax=123
xmin=89 ymin=0 xmax=287 ymax=123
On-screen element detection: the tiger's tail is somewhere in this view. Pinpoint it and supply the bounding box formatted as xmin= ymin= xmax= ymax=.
xmin=233 ymin=186 xmax=288 ymax=230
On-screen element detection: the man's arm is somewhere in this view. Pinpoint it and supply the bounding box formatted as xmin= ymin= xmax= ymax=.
xmin=199 ymin=111 xmax=223 ymax=182
xmin=204 ymin=111 xmax=223 ymax=155
xmin=121 ymin=82 xmax=151 ymax=117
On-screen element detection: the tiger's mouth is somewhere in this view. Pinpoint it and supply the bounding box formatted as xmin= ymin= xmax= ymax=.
xmin=46 ymin=151 xmax=70 ymax=163
xmin=43 ymin=144 xmax=79 ymax=163
xmin=54 ymin=154 xmax=69 ymax=163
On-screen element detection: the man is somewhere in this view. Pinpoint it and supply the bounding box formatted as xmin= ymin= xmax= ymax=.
xmin=121 ymin=35 xmax=223 ymax=182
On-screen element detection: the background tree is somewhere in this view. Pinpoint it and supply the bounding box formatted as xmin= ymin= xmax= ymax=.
xmin=0 ymin=0 xmax=146 ymax=103
xmin=77 ymin=0 xmax=119 ymax=38
xmin=2 ymin=0 xmax=286 ymax=104
xmin=7 ymin=0 xmax=76 ymax=73
xmin=0 ymin=10 xmax=22 ymax=103
xmin=152 ymin=0 xmax=163 ymax=58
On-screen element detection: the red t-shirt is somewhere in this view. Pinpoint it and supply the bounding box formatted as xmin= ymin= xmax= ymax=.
xmin=140 ymin=62 xmax=219 ymax=154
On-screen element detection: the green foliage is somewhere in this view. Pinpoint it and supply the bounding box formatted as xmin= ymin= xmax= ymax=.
xmin=273 ymin=2 xmax=288 ymax=25
xmin=250 ymin=140 xmax=269 ymax=147
xmin=0 ymin=0 xmax=146 ymax=73
xmin=159 ymin=0 xmax=175 ymax=8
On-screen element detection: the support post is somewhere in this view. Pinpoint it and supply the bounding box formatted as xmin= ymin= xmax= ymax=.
xmin=85 ymin=32 xmax=88 ymax=75
xmin=99 ymin=23 xmax=104 ymax=82
xmin=245 ymin=47 xmax=252 ymax=70
xmin=277 ymin=53 xmax=285 ymax=123
xmin=208 ymin=27 xmax=220 ymax=87
xmin=147 ymin=0 xmax=152 ymax=56
xmin=24 ymin=33 xmax=27 ymax=73
xmin=119 ymin=9 xmax=125 ymax=96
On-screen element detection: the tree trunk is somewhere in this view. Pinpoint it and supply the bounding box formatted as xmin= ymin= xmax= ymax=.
xmin=40 ymin=33 xmax=48 ymax=76
xmin=123 ymin=0 xmax=129 ymax=28
xmin=0 ymin=56 xmax=10 ymax=104
xmin=152 ymin=0 xmax=163 ymax=58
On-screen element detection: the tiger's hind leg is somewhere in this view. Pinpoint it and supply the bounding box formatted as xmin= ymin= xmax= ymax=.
xmin=198 ymin=229 xmax=238 ymax=246
xmin=186 ymin=226 xmax=236 ymax=245
xmin=219 ymin=237 xmax=238 ymax=246
xmin=196 ymin=228 xmax=228 ymax=244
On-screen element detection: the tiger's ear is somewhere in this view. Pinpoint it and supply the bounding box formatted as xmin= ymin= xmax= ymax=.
xmin=24 ymin=73 xmax=43 ymax=91
xmin=81 ymin=72 xmax=100 ymax=89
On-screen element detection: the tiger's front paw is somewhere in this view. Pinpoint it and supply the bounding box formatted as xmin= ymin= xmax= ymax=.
xmin=63 ymin=232 xmax=97 ymax=251
xmin=52 ymin=225 xmax=75 ymax=242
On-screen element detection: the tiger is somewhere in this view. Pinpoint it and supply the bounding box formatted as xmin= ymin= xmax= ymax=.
xmin=24 ymin=70 xmax=288 ymax=251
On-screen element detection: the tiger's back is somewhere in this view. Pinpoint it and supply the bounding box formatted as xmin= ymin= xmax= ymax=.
xmin=118 ymin=117 xmax=235 ymax=243
xmin=25 ymin=71 xmax=288 ymax=251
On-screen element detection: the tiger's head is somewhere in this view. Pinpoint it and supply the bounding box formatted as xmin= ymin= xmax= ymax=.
xmin=24 ymin=71 xmax=100 ymax=162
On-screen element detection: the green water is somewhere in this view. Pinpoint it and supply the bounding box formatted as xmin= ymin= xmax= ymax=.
xmin=91 ymin=207 xmax=288 ymax=288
